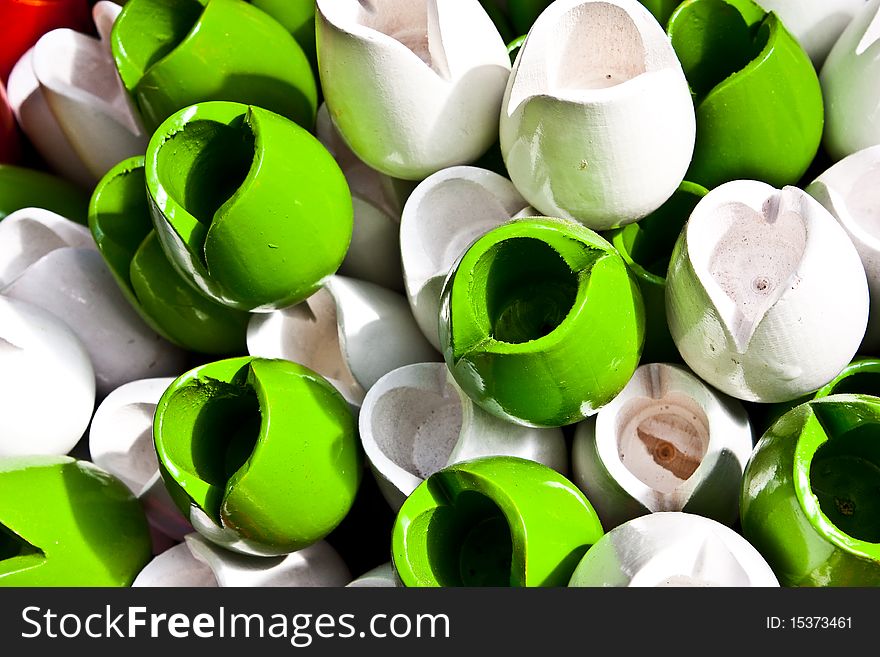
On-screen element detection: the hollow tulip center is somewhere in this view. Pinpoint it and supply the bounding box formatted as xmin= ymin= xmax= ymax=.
xmin=669 ymin=0 xmax=769 ymax=102
xmin=810 ymin=424 xmax=880 ymax=543
xmin=356 ymin=0 xmax=445 ymax=74
xmin=846 ymin=166 xmax=880 ymax=236
xmin=155 ymin=116 xmax=255 ymax=248
xmin=370 ymin=385 xmax=463 ymax=479
xmin=159 ymin=364 xmax=262 ymax=520
xmin=617 ymin=396 xmax=710 ymax=493
xmin=476 ymin=238 xmax=578 ymax=344
xmin=708 ymin=201 xmax=806 ymax=327
xmin=425 ymin=490 xmax=512 ymax=587
xmin=554 ymin=2 xmax=647 ymax=91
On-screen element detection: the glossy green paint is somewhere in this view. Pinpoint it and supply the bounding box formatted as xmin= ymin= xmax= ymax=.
xmin=0 ymin=165 xmax=89 ymax=224
xmin=668 ymin=0 xmax=823 ymax=188
xmin=440 ymin=217 xmax=645 ymax=427
xmin=608 ymin=181 xmax=707 ymax=364
xmin=111 ymin=0 xmax=317 ymax=132
xmin=0 ymin=456 xmax=151 ymax=587
xmin=249 ymin=0 xmax=317 ymax=76
xmin=154 ymin=357 xmax=361 ymax=554
xmin=90 ymin=157 xmax=249 ymax=354
xmin=741 ymin=395 xmax=880 ymax=586
xmin=391 ymin=456 xmax=604 ymax=587
xmin=146 ymin=101 xmax=353 ymax=312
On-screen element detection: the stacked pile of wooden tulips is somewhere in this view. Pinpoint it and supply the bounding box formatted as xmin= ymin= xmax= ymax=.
xmin=1 ymin=0 xmax=879 ymax=588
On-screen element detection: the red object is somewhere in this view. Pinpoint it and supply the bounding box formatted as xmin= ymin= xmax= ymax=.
xmin=0 ymin=0 xmax=91 ymax=82
xmin=0 ymin=79 xmax=19 ymax=163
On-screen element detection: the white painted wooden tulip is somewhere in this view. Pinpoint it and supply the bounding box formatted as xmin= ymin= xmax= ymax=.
xmin=0 ymin=296 xmax=95 ymax=457
xmin=755 ymin=0 xmax=866 ymax=66
xmin=133 ymin=535 xmax=350 ymax=588
xmin=807 ymin=145 xmax=880 ymax=353
xmin=821 ymin=0 xmax=880 ymax=160
xmin=360 ymin=363 xmax=568 ymax=510
xmin=247 ymin=276 xmax=440 ymax=408
xmin=499 ymin=0 xmax=695 ymax=230
xmin=568 ymin=513 xmax=779 ymax=587
xmin=315 ymin=104 xmax=410 ymax=291
xmin=400 ymin=166 xmax=533 ymax=350
xmin=666 ymin=181 xmax=869 ymax=403
xmin=6 ymin=1 xmax=146 ymax=186
xmin=0 ymin=208 xmax=186 ymax=397
xmin=346 ymin=562 xmax=399 ymax=588
xmin=315 ymin=0 xmax=511 ymax=180
xmin=89 ymin=377 xmax=191 ymax=541
xmin=572 ymin=363 xmax=752 ymax=531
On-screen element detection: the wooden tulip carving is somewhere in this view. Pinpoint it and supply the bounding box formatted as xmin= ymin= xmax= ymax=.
xmin=315 ymin=104 xmax=410 ymax=292
xmin=316 ymin=0 xmax=512 ymax=180
xmin=821 ymin=0 xmax=880 ymax=160
xmin=133 ymin=535 xmax=350 ymax=588
xmin=0 ymin=208 xmax=186 ymax=396
xmin=0 ymin=296 xmax=94 ymax=458
xmin=807 ymin=145 xmax=880 ymax=353
xmin=400 ymin=166 xmax=533 ymax=350
xmin=666 ymin=181 xmax=869 ymax=403
xmin=360 ymin=363 xmax=568 ymax=510
xmin=568 ymin=513 xmax=779 ymax=587
xmin=89 ymin=378 xmax=191 ymax=541
xmin=0 ymin=81 xmax=19 ymax=164
xmin=248 ymin=276 xmax=440 ymax=408
xmin=572 ymin=363 xmax=753 ymax=531
xmin=7 ymin=2 xmax=146 ymax=187
xmin=500 ymin=0 xmax=695 ymax=230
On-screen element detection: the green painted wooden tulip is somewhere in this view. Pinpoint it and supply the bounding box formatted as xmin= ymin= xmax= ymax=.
xmin=154 ymin=356 xmax=361 ymax=556
xmin=608 ymin=181 xmax=707 ymax=364
xmin=668 ymin=0 xmax=823 ymax=188
xmin=440 ymin=217 xmax=645 ymax=427
xmin=392 ymin=456 xmax=604 ymax=587
xmin=146 ymin=101 xmax=353 ymax=312
xmin=741 ymin=395 xmax=880 ymax=586
xmin=112 ymin=0 xmax=317 ymax=132
xmin=0 ymin=456 xmax=151 ymax=587
xmin=90 ymin=156 xmax=250 ymax=354
xmin=0 ymin=165 xmax=89 ymax=224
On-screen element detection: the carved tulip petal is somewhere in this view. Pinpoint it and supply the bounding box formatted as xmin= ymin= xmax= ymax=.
xmin=360 ymin=363 xmax=568 ymax=510
xmin=248 ymin=276 xmax=440 ymax=407
xmin=89 ymin=377 xmax=190 ymax=540
xmin=821 ymin=0 xmax=880 ymax=160
xmin=133 ymin=536 xmax=350 ymax=588
xmin=500 ymin=0 xmax=695 ymax=229
xmin=316 ymin=104 xmax=406 ymax=291
xmin=7 ymin=48 xmax=92 ymax=188
xmin=667 ymin=180 xmax=869 ymax=403
xmin=316 ymin=0 xmax=511 ymax=179
xmin=568 ymin=513 xmax=779 ymax=587
xmin=400 ymin=166 xmax=533 ymax=350
xmin=31 ymin=2 xmax=146 ymax=181
xmin=807 ymin=144 xmax=880 ymax=351
xmin=0 ymin=210 xmax=186 ymax=395
xmin=0 ymin=296 xmax=95 ymax=457
xmin=573 ymin=363 xmax=753 ymax=530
